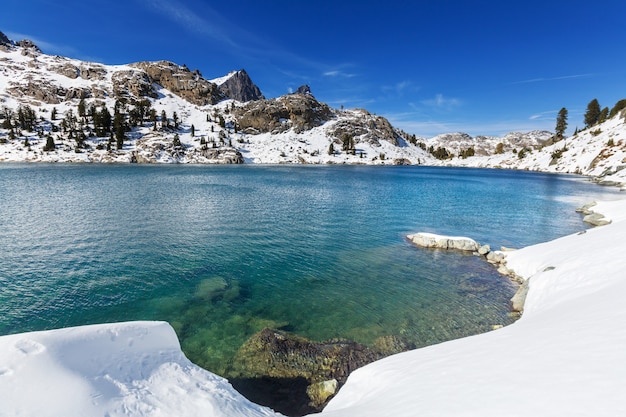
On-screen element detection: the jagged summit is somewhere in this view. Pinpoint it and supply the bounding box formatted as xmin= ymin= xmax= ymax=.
xmin=292 ymin=84 xmax=313 ymax=97
xmin=0 ymin=31 xmax=11 ymax=46
xmin=214 ymin=69 xmax=264 ymax=102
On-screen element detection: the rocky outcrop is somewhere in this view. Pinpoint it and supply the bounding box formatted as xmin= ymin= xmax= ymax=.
xmin=131 ymin=61 xmax=226 ymax=105
xmin=407 ymin=232 xmax=480 ymax=251
xmin=50 ymin=63 xmax=80 ymax=79
xmin=216 ymin=69 xmax=264 ymax=102
xmin=327 ymin=109 xmax=401 ymax=147
xmin=228 ymin=328 xmax=412 ymax=415
xmin=111 ymin=70 xmax=158 ymax=99
xmin=133 ymin=134 xmax=244 ymax=164
xmin=292 ymin=85 xmax=313 ymax=96
xmin=16 ymin=39 xmax=41 ymax=54
xmin=0 ymin=31 xmax=10 ymax=47
xmin=79 ymin=64 xmax=108 ymax=81
xmin=6 ymin=79 xmax=63 ymax=104
xmin=235 ymin=93 xmax=334 ymax=134
xmin=576 ymin=201 xmax=613 ymax=226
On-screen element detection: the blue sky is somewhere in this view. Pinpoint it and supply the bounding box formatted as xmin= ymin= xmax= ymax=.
xmin=2 ymin=0 xmax=626 ymax=137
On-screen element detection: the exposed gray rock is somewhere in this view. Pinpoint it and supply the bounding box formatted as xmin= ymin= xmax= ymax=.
xmin=79 ymin=64 xmax=108 ymax=81
xmin=17 ymin=39 xmax=41 ymax=53
xmin=478 ymin=244 xmax=491 ymax=255
xmin=6 ymin=79 xmax=63 ymax=104
xmin=51 ymin=63 xmax=80 ymax=79
xmin=306 ymin=379 xmax=338 ymax=409
xmin=327 ymin=109 xmax=401 ymax=147
xmin=235 ymin=93 xmax=334 ymax=134
xmin=511 ymin=278 xmax=530 ymax=312
xmin=407 ymin=232 xmax=480 ymax=252
xmin=217 ymin=69 xmax=264 ymax=102
xmin=486 ymin=250 xmax=506 ymax=264
xmin=293 ymin=84 xmax=313 ymax=96
xmin=111 ymin=70 xmax=157 ymax=99
xmin=583 ymin=212 xmax=611 ymax=226
xmin=0 ymin=31 xmax=12 ymax=47
xmin=131 ymin=61 xmax=225 ymax=105
xmin=576 ymin=201 xmax=597 ymax=215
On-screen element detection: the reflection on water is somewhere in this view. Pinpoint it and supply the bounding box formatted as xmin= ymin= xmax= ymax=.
xmin=0 ymin=164 xmax=622 ymax=375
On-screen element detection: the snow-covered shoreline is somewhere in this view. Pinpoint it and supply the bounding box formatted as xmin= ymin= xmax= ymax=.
xmin=2 ymin=196 xmax=625 ymax=416
xmin=321 ymin=198 xmax=626 ymax=416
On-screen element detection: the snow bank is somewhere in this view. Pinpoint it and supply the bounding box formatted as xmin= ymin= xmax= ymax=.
xmin=322 ymin=197 xmax=626 ymax=416
xmin=0 ymin=321 xmax=279 ymax=417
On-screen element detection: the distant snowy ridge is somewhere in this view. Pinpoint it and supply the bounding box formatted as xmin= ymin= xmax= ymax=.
xmin=433 ymin=113 xmax=626 ymax=187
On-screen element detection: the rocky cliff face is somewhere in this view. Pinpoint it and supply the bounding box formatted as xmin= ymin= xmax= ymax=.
xmin=327 ymin=108 xmax=401 ymax=147
xmin=235 ymin=91 xmax=334 ymax=134
xmin=0 ymin=31 xmax=10 ymax=47
xmin=131 ymin=61 xmax=226 ymax=105
xmin=216 ymin=69 xmax=264 ymax=102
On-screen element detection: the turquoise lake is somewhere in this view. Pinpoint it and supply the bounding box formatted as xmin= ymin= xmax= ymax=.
xmin=0 ymin=164 xmax=622 ymax=375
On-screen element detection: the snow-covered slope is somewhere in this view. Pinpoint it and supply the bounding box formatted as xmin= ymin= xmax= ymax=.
xmin=0 ymin=321 xmax=279 ymax=417
xmin=433 ymin=113 xmax=626 ymax=186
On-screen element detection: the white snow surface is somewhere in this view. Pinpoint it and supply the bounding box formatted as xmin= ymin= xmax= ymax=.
xmin=0 ymin=321 xmax=279 ymax=417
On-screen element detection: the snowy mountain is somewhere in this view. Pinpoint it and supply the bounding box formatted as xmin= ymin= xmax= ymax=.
xmin=1 ymin=30 xmax=626 ymax=188
xmin=210 ymin=69 xmax=265 ymax=102
xmin=432 ymin=115 xmax=626 ymax=187
xmin=0 ymin=32 xmax=430 ymax=165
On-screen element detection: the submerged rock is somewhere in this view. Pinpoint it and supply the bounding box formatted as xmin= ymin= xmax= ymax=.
xmin=228 ymin=328 xmax=388 ymax=415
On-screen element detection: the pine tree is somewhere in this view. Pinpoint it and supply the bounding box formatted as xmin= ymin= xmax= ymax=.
xmin=609 ymin=99 xmax=626 ymax=118
xmin=599 ymin=107 xmax=609 ymax=124
xmin=191 ymin=124 xmax=195 ymax=137
xmin=555 ymin=107 xmax=568 ymax=141
xmin=78 ymin=98 xmax=86 ymax=119
xmin=161 ymin=110 xmax=168 ymax=129
xmin=584 ymin=99 xmax=601 ymax=128
xmin=114 ymin=109 xmax=125 ymax=149
xmin=43 ymin=135 xmax=55 ymax=151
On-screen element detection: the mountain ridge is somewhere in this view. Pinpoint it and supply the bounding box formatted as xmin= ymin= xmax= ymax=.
xmin=1 ymin=31 xmax=625 ymax=186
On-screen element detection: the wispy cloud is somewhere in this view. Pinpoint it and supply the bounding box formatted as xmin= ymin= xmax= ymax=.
xmin=511 ymin=74 xmax=593 ymax=85
xmin=382 ymin=80 xmax=419 ymax=96
xmin=323 ymin=70 xmax=357 ymax=78
xmin=138 ymin=0 xmax=238 ymax=48
xmin=529 ymin=110 xmax=558 ymax=120
xmin=420 ymin=94 xmax=461 ymax=110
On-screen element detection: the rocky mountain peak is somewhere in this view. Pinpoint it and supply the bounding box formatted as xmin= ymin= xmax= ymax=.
xmin=216 ymin=69 xmax=264 ymax=102
xmin=0 ymin=31 xmax=11 ymax=46
xmin=16 ymin=38 xmax=41 ymax=53
xmin=293 ymin=84 xmax=313 ymax=97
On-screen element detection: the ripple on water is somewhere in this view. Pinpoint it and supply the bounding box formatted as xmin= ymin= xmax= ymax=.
xmin=1 ymin=164 xmax=622 ymax=372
